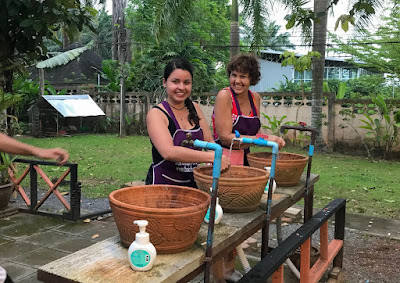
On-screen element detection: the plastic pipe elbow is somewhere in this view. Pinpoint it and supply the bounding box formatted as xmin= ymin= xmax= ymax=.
xmin=193 ymin=140 xmax=222 ymax=179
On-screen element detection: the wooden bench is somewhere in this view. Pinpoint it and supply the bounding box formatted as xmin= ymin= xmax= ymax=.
xmin=38 ymin=174 xmax=319 ymax=283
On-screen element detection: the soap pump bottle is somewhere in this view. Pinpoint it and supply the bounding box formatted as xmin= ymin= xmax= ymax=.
xmin=128 ymin=220 xmax=156 ymax=271
xmin=264 ymin=167 xmax=276 ymax=194
xmin=204 ymin=187 xmax=223 ymax=224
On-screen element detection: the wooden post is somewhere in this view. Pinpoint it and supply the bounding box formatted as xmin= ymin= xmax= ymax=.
xmin=327 ymin=92 xmax=335 ymax=150
xmin=39 ymin=68 xmax=45 ymax=96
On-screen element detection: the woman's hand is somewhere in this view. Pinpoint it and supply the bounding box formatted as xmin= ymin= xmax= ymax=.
xmin=220 ymin=155 xmax=231 ymax=173
xmin=270 ymin=135 xmax=286 ymax=149
xmin=34 ymin=148 xmax=70 ymax=165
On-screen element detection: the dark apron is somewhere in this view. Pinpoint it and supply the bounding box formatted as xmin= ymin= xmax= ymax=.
xmin=150 ymin=101 xmax=204 ymax=188
xmin=228 ymin=87 xmax=261 ymax=165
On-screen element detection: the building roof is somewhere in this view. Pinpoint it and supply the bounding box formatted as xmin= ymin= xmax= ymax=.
xmin=259 ymin=50 xmax=365 ymax=67
xmin=35 ymin=95 xmax=105 ymax=117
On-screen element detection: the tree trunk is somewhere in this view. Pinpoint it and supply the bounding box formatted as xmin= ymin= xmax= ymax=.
xmin=0 ymin=35 xmax=15 ymax=94
xmin=62 ymin=27 xmax=70 ymax=50
xmin=311 ymin=0 xmax=329 ymax=150
xmin=230 ymin=0 xmax=239 ymax=60
xmin=111 ymin=0 xmax=118 ymax=60
xmin=115 ymin=0 xmax=127 ymax=137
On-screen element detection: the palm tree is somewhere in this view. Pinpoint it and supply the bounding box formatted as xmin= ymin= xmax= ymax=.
xmin=229 ymin=0 xmax=382 ymax=148
xmin=230 ymin=0 xmax=240 ymax=59
xmin=307 ymin=0 xmax=383 ymax=148
xmin=243 ymin=21 xmax=295 ymax=51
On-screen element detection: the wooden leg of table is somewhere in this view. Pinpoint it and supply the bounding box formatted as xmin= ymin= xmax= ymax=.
xmin=304 ymin=185 xmax=314 ymax=222
xmin=223 ymin=250 xmax=236 ymax=278
xmin=211 ymin=258 xmax=225 ymax=283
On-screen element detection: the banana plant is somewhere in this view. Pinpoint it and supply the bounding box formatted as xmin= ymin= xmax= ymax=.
xmin=360 ymin=94 xmax=400 ymax=159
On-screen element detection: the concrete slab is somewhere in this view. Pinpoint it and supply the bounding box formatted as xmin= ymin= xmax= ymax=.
xmin=13 ymin=247 xmax=69 ymax=268
xmin=79 ymin=223 xmax=119 ymax=242
xmin=0 ymin=214 xmax=65 ymax=238
xmin=51 ymin=220 xmax=105 ymax=236
xmin=20 ymin=230 xmax=76 ymax=247
xmin=0 ymin=260 xmax=36 ymax=281
xmin=50 ymin=236 xmax=98 ymax=253
xmin=0 ymin=241 xmax=40 ymax=260
xmin=0 ymin=235 xmax=12 ymax=245
xmin=0 ymin=206 xmax=18 ymax=218
xmin=344 ymin=215 xmax=400 ymax=240
xmin=15 ymin=272 xmax=42 ymax=283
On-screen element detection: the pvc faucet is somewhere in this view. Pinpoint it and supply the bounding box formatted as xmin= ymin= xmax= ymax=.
xmin=181 ymin=133 xmax=222 ymax=283
xmin=232 ymin=130 xmax=279 ymax=258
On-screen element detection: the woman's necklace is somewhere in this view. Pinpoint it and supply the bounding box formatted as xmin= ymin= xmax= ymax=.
xmin=168 ymin=102 xmax=185 ymax=111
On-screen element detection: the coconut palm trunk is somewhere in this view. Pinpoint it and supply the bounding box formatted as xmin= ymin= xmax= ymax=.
xmin=311 ymin=0 xmax=329 ymax=149
xmin=230 ymin=0 xmax=240 ymax=59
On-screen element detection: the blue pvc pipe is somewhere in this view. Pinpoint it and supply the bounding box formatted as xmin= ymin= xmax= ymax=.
xmin=240 ymin=137 xmax=279 ymax=178
xmin=191 ymin=140 xmax=223 ymax=283
xmin=193 ymin=140 xmax=223 ymax=179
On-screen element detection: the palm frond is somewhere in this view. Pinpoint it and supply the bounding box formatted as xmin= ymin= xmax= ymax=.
xmin=36 ymin=40 xmax=94 ymax=69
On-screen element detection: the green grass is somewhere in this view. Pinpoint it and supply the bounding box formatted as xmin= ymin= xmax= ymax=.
xmin=15 ymin=134 xmax=400 ymax=220
xmin=16 ymin=134 xmax=152 ymax=198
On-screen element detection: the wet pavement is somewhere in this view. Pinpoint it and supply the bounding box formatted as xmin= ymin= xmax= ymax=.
xmin=0 ymin=203 xmax=399 ymax=283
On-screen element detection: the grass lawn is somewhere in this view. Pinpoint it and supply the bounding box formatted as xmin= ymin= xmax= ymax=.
xmin=15 ymin=134 xmax=400 ymax=220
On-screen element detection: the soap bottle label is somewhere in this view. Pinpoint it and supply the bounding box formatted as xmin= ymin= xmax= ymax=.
xmin=130 ymin=250 xmax=151 ymax=268
xmin=205 ymin=208 xmax=218 ymax=222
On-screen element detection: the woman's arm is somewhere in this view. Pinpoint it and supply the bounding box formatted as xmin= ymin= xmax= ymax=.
xmin=213 ymin=89 xmax=236 ymax=147
xmin=0 ymin=133 xmax=69 ymax=165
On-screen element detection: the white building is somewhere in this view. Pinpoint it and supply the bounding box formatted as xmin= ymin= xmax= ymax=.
xmin=251 ymin=50 xmax=377 ymax=92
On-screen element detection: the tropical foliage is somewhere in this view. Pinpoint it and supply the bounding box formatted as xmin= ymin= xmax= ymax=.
xmin=329 ymin=3 xmax=400 ymax=81
xmin=0 ymin=0 xmax=101 ymax=94
xmin=282 ymin=0 xmax=383 ymax=148
xmin=121 ymin=0 xmax=231 ymax=93
xmin=359 ymin=95 xmax=400 ymax=159
xmin=242 ymin=21 xmax=295 ymax=52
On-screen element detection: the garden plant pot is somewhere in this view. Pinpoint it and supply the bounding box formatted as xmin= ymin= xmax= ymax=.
xmin=193 ymin=165 xmax=269 ymax=213
xmin=109 ymin=185 xmax=210 ymax=254
xmin=247 ymin=152 xmax=309 ymax=187
xmin=0 ymin=183 xmax=14 ymax=210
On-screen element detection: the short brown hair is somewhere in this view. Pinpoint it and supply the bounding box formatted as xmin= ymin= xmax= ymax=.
xmin=227 ymin=53 xmax=261 ymax=85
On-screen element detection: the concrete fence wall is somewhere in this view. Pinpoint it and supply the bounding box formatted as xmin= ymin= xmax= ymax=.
xmin=90 ymin=91 xmax=400 ymax=153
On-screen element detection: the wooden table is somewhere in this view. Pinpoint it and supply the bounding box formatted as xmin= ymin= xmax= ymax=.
xmin=38 ymin=174 xmax=319 ymax=283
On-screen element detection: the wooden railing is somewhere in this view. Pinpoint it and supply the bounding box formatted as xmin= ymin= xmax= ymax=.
xmin=9 ymin=158 xmax=111 ymax=221
xmin=239 ymin=198 xmax=346 ymax=283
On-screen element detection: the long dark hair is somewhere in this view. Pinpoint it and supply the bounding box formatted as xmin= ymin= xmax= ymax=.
xmin=164 ymin=58 xmax=200 ymax=127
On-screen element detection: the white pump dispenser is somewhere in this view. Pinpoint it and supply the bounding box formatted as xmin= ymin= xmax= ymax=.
xmin=204 ymin=187 xmax=223 ymax=224
xmin=264 ymin=167 xmax=276 ymax=194
xmin=128 ymin=220 xmax=157 ymax=271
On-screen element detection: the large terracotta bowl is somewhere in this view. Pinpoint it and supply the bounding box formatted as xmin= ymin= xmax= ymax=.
xmin=193 ymin=165 xmax=268 ymax=213
xmin=109 ymin=185 xmax=210 ymax=254
xmin=247 ymin=152 xmax=309 ymax=187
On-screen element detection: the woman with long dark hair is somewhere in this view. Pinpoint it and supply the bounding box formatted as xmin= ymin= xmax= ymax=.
xmin=145 ymin=58 xmax=230 ymax=187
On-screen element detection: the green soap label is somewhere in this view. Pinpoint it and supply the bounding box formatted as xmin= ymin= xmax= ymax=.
xmin=205 ymin=208 xmax=218 ymax=221
xmin=130 ymin=250 xmax=151 ymax=268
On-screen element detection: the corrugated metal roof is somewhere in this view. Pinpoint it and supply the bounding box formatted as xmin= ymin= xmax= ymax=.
xmin=42 ymin=95 xmax=105 ymax=117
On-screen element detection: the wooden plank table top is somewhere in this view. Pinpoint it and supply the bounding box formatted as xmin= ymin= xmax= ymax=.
xmin=38 ymin=174 xmax=319 ymax=283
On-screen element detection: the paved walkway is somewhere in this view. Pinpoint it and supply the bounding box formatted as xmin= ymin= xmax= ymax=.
xmin=0 ymin=204 xmax=399 ymax=283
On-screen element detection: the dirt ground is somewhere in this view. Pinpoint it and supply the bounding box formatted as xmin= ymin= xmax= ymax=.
xmin=244 ymin=225 xmax=400 ymax=283
xmin=343 ymin=232 xmax=400 ymax=283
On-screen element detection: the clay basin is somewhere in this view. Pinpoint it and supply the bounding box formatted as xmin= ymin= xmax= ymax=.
xmin=193 ymin=165 xmax=269 ymax=213
xmin=109 ymin=185 xmax=210 ymax=254
xmin=247 ymin=152 xmax=309 ymax=187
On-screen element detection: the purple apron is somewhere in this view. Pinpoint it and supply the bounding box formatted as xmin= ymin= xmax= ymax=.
xmin=214 ymin=87 xmax=261 ymax=165
xmin=230 ymin=88 xmax=261 ymax=137
xmin=150 ymin=101 xmax=204 ymax=188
